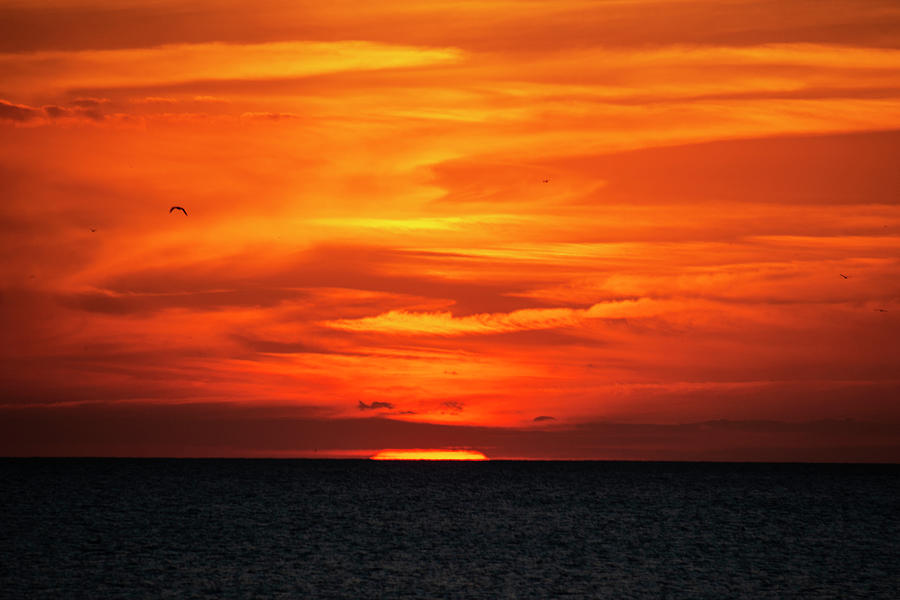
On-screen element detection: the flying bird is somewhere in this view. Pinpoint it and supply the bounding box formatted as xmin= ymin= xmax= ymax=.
xmin=169 ymin=206 xmax=187 ymax=216
xmin=839 ymin=274 xmax=849 ymax=279
xmin=89 ymin=228 xmax=96 ymax=232
xmin=542 ymin=178 xmax=550 ymax=183
xmin=874 ymin=308 xmax=888 ymax=312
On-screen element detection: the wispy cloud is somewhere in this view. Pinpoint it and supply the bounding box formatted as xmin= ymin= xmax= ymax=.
xmin=0 ymin=41 xmax=463 ymax=95
xmin=324 ymin=299 xmax=673 ymax=336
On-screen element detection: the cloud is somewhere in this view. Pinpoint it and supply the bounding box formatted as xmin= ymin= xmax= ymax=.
xmin=94 ymin=242 xmax=543 ymax=317
xmin=0 ymin=99 xmax=41 ymax=122
xmin=135 ymin=96 xmax=178 ymax=104
xmin=440 ymin=400 xmax=464 ymax=413
xmin=0 ymin=401 xmax=896 ymax=461
xmin=358 ymin=400 xmax=394 ymax=411
xmin=58 ymin=288 xmax=308 ymax=315
xmin=193 ymin=95 xmax=229 ymax=103
xmin=42 ymin=104 xmax=105 ymax=121
xmin=3 ymin=0 xmax=899 ymax=55
xmin=1 ymin=98 xmax=112 ymax=123
xmin=232 ymin=334 xmax=368 ymax=357
xmin=70 ymin=97 xmax=110 ymax=108
xmin=0 ymin=41 xmax=463 ymax=95
xmin=324 ymin=299 xmax=671 ymax=336
xmin=564 ymin=129 xmax=900 ymax=207
xmin=240 ymin=112 xmax=302 ymax=121
xmin=325 ymin=307 xmax=580 ymax=336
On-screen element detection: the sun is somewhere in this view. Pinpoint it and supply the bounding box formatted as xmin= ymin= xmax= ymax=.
xmin=370 ymin=449 xmax=489 ymax=460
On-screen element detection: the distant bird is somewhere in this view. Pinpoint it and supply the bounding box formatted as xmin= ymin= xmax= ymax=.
xmin=875 ymin=308 xmax=888 ymax=312
xmin=169 ymin=206 xmax=187 ymax=216
xmin=542 ymin=178 xmax=550 ymax=183
xmin=89 ymin=228 xmax=96 ymax=232
xmin=839 ymin=274 xmax=849 ymax=279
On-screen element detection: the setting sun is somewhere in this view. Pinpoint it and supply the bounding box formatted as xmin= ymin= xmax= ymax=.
xmin=370 ymin=450 xmax=489 ymax=461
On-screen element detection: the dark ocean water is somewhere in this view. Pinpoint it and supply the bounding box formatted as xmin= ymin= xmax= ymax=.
xmin=1 ymin=459 xmax=897 ymax=599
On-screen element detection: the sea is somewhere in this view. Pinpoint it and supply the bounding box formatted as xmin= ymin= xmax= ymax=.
xmin=1 ymin=459 xmax=897 ymax=599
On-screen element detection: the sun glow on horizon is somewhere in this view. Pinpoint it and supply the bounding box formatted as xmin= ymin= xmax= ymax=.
xmin=370 ymin=449 xmax=489 ymax=461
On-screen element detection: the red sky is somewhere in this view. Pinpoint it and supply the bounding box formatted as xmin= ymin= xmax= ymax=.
xmin=2 ymin=0 xmax=899 ymax=460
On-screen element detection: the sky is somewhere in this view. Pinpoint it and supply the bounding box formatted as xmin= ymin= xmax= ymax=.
xmin=1 ymin=0 xmax=899 ymax=460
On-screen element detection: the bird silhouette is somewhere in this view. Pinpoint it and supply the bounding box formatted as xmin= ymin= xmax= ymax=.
xmin=839 ymin=274 xmax=849 ymax=279
xmin=89 ymin=228 xmax=96 ymax=232
xmin=542 ymin=178 xmax=550 ymax=183
xmin=874 ymin=308 xmax=888 ymax=312
xmin=169 ymin=206 xmax=187 ymax=216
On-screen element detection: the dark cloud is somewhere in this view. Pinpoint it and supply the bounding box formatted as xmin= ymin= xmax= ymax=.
xmin=58 ymin=287 xmax=307 ymax=315
xmin=435 ymin=129 xmax=900 ymax=213
xmin=0 ymin=100 xmax=107 ymax=123
xmin=2 ymin=0 xmax=898 ymax=53
xmin=533 ymin=415 xmax=556 ymax=422
xmin=41 ymin=105 xmax=68 ymax=119
xmin=558 ymin=130 xmax=900 ymax=207
xmin=0 ymin=99 xmax=41 ymax=122
xmin=0 ymin=402 xmax=897 ymax=462
xmin=42 ymin=104 xmax=105 ymax=121
xmin=99 ymin=242 xmax=547 ymax=316
xmin=240 ymin=112 xmax=301 ymax=121
xmin=232 ymin=334 xmax=368 ymax=357
xmin=0 ymin=98 xmax=110 ymax=123
xmin=0 ymin=344 xmax=243 ymax=408
xmin=358 ymin=400 xmax=394 ymax=411
xmin=627 ymin=85 xmax=900 ymax=105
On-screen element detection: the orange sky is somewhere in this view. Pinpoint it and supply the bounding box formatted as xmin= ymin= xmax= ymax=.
xmin=2 ymin=0 xmax=899 ymax=460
